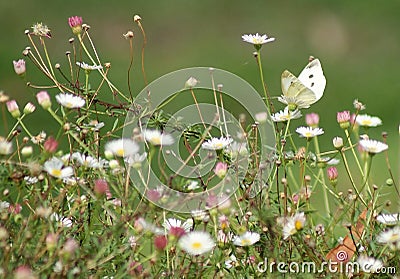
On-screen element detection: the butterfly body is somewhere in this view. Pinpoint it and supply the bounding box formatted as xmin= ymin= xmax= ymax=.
xmin=279 ymin=58 xmax=326 ymax=109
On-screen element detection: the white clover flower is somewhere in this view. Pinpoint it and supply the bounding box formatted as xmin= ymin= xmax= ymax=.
xmin=296 ymin=126 xmax=324 ymax=139
xmin=143 ymin=129 xmax=174 ymax=146
xmin=44 ymin=157 xmax=74 ymax=179
xmin=242 ymin=33 xmax=275 ymax=45
xmin=55 ymin=93 xmax=85 ymax=109
xmin=357 ymin=255 xmax=383 ymax=273
xmin=105 ymin=138 xmax=139 ymax=158
xmin=0 ymin=137 xmax=12 ymax=155
xmin=376 ymin=213 xmax=400 ymax=225
xmin=233 ymin=231 xmax=260 ymax=246
xmin=271 ymin=107 xmax=302 ymax=122
xmin=356 ymin=114 xmax=382 ymax=127
xmin=359 ymin=139 xmax=388 ymax=154
xmin=76 ymin=62 xmax=103 ymax=71
xmin=178 ymin=231 xmax=215 ymax=256
xmin=201 ymin=137 xmax=233 ymax=150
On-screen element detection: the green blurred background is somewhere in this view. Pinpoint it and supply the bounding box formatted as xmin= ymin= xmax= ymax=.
xmin=0 ymin=0 xmax=399 ymax=210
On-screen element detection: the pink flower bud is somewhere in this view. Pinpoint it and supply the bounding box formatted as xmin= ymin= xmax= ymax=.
xmin=6 ymin=100 xmax=21 ymax=118
xmin=327 ymin=167 xmax=338 ymax=185
xmin=46 ymin=233 xmax=58 ymax=251
xmin=8 ymin=203 xmax=22 ymax=214
xmin=147 ymin=189 xmax=161 ymax=202
xmin=214 ymin=162 xmax=228 ymax=178
xmin=337 ymin=111 xmax=350 ymax=129
xmin=14 ymin=266 xmax=34 ymax=279
xmin=13 ymin=59 xmax=26 ymax=76
xmin=305 ymin=113 xmax=319 ymax=127
xmin=128 ymin=261 xmax=143 ymax=277
xmin=36 ymin=91 xmax=52 ymax=110
xmin=43 ymin=136 xmax=58 ymax=153
xmin=68 ymin=16 xmax=83 ymax=35
xmin=169 ymin=226 xmax=186 ymax=238
xmin=94 ymin=179 xmax=109 ymax=196
xmin=154 ymin=235 xmax=168 ymax=250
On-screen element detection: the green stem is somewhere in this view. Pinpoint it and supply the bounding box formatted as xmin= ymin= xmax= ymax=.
xmin=313 ymin=136 xmax=330 ymax=216
xmin=256 ymin=50 xmax=272 ymax=114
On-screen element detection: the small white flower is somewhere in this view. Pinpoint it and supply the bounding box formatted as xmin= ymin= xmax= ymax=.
xmin=136 ymin=217 xmax=164 ymax=235
xmin=105 ymin=138 xmax=139 ymax=157
xmin=201 ymin=137 xmax=233 ymax=150
xmin=376 ymin=213 xmax=400 ymax=225
xmin=217 ymin=230 xmax=233 ymax=244
xmin=359 ymin=139 xmax=388 ymax=154
xmin=76 ymin=62 xmax=103 ymax=71
xmin=355 ymin=114 xmax=382 ymax=127
xmin=0 ymin=137 xmax=12 ymax=155
xmin=376 ymin=226 xmax=400 ymax=250
xmin=31 ymin=131 xmax=46 ymax=144
xmin=191 ymin=209 xmax=209 ymax=222
xmin=178 ymin=231 xmax=215 ymax=256
xmin=53 ymin=260 xmax=63 ymax=273
xmin=143 ymin=129 xmax=174 ymax=146
xmin=128 ymin=236 xmax=137 ymax=248
xmin=296 ymin=126 xmax=324 ymax=138
xmin=225 ymin=255 xmax=239 ymax=269
xmin=357 ymin=255 xmax=383 ymax=273
xmin=71 ymin=152 xmax=105 ymax=168
xmin=125 ymin=152 xmax=147 ymax=168
xmin=44 ymin=157 xmax=74 ymax=179
xmin=163 ymin=218 xmax=192 ymax=233
xmin=233 ymin=231 xmax=260 ymax=246
xmin=282 ymin=212 xmax=306 ymax=240
xmin=0 ymin=201 xmax=10 ymax=212
xmin=271 ymin=107 xmax=302 ymax=122
xmin=50 ymin=213 xmax=73 ymax=228
xmin=242 ymin=33 xmax=275 ymax=45
xmin=227 ymin=141 xmax=249 ymax=159
xmin=55 ymin=93 xmax=85 ymax=109
xmin=185 ymin=180 xmax=200 ymax=191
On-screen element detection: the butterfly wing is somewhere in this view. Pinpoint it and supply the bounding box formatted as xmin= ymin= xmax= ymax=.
xmin=281 ymin=70 xmax=317 ymax=108
xmin=297 ymin=58 xmax=326 ymax=102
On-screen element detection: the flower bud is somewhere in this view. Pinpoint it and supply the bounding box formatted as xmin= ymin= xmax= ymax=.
xmin=327 ymin=166 xmax=338 ymax=186
xmin=94 ymin=179 xmax=109 ymax=197
xmin=305 ymin=113 xmax=319 ymax=127
xmin=43 ymin=136 xmax=58 ymax=153
xmin=332 ymin=136 xmax=343 ymax=149
xmin=154 ymin=235 xmax=168 ymax=251
xmin=36 ymin=91 xmax=52 ymax=110
xmin=23 ymin=102 xmax=36 ymax=114
xmin=68 ymin=16 xmax=83 ymax=35
xmin=21 ymin=146 xmax=33 ymax=157
xmin=6 ymin=100 xmax=21 ymax=118
xmin=337 ymin=111 xmax=350 ymax=129
xmin=214 ymin=162 xmax=228 ymax=179
xmin=13 ymin=59 xmax=26 ymax=76
xmin=46 ymin=233 xmax=58 ymax=252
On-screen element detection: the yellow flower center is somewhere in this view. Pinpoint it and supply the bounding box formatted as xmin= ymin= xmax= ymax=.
xmin=191 ymin=242 xmax=202 ymax=250
xmin=116 ymin=148 xmax=124 ymax=157
xmin=295 ymin=220 xmax=303 ymax=231
xmin=304 ymin=132 xmax=313 ymax=138
xmin=361 ymin=120 xmax=371 ymax=126
xmin=389 ymin=233 xmax=399 ymax=242
xmin=151 ymin=137 xmax=161 ymax=145
xmin=241 ymin=239 xmax=251 ymax=246
xmin=215 ymin=143 xmax=223 ymax=149
xmin=51 ymin=169 xmax=62 ymax=178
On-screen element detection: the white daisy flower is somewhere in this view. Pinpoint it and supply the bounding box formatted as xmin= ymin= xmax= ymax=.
xmin=163 ymin=218 xmax=192 ymax=233
xmin=71 ymin=152 xmax=105 ymax=168
xmin=143 ymin=129 xmax=174 ymax=146
xmin=178 ymin=231 xmax=215 ymax=256
xmin=296 ymin=126 xmax=324 ymax=139
xmin=105 ymin=138 xmax=139 ymax=158
xmin=185 ymin=180 xmax=200 ymax=191
xmin=201 ymin=137 xmax=233 ymax=150
xmin=76 ymin=62 xmax=103 ymax=71
xmin=233 ymin=231 xmax=260 ymax=246
xmin=0 ymin=137 xmax=12 ymax=155
xmin=376 ymin=226 xmax=400 ymax=250
xmin=376 ymin=213 xmax=400 ymax=225
xmin=357 ymin=255 xmax=383 ymax=273
xmin=356 ymin=114 xmax=382 ymax=127
xmin=44 ymin=157 xmax=74 ymax=179
xmin=217 ymin=230 xmax=234 ymax=244
xmin=359 ymin=139 xmax=388 ymax=154
xmin=125 ymin=152 xmax=147 ymax=169
xmin=55 ymin=93 xmax=85 ymax=109
xmin=225 ymin=255 xmax=239 ymax=269
xmin=282 ymin=212 xmax=306 ymax=240
xmin=242 ymin=33 xmax=275 ymax=45
xmin=271 ymin=107 xmax=302 ymax=122
xmin=50 ymin=213 xmax=73 ymax=228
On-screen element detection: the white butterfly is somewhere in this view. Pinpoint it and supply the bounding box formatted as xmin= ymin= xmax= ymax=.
xmin=278 ymin=58 xmax=326 ymax=109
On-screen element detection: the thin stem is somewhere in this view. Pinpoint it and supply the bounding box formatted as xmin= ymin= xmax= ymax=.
xmin=255 ymin=50 xmax=273 ymax=114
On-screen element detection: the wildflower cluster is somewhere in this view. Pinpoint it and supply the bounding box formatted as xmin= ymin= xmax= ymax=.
xmin=0 ymin=16 xmax=397 ymax=278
